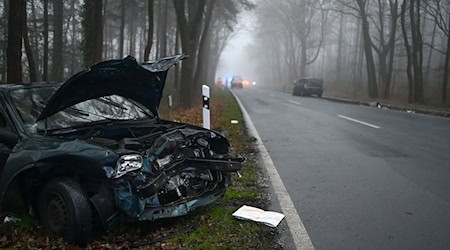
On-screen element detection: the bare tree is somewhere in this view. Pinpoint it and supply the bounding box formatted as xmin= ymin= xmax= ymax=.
xmin=23 ymin=1 xmax=38 ymax=82
xmin=144 ymin=0 xmax=154 ymax=61
xmin=52 ymin=0 xmax=63 ymax=81
xmin=426 ymin=0 xmax=450 ymax=104
xmin=401 ymin=0 xmax=415 ymax=102
xmin=82 ymin=0 xmax=103 ymax=66
xmin=43 ymin=0 xmax=49 ymax=81
xmin=6 ymin=0 xmax=24 ymax=83
xmin=410 ymin=0 xmax=424 ymax=103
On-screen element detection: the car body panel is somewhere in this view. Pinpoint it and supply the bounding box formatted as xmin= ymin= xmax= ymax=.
xmin=37 ymin=55 xmax=186 ymax=121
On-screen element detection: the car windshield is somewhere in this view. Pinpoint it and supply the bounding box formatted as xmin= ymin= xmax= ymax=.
xmin=10 ymin=86 xmax=153 ymax=133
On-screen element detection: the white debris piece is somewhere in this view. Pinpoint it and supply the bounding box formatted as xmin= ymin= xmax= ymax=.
xmin=232 ymin=205 xmax=285 ymax=228
xmin=231 ymin=120 xmax=239 ymax=124
xmin=3 ymin=216 xmax=21 ymax=224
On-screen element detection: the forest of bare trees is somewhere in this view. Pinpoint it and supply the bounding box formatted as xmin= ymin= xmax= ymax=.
xmin=0 ymin=0 xmax=252 ymax=108
xmin=248 ymin=0 xmax=450 ymax=106
xmin=3 ymin=0 xmax=450 ymax=107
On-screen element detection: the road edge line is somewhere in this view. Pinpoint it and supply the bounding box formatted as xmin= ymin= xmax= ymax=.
xmin=231 ymin=90 xmax=315 ymax=250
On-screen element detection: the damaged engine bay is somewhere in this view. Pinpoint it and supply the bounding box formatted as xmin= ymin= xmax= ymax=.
xmin=67 ymin=121 xmax=244 ymax=223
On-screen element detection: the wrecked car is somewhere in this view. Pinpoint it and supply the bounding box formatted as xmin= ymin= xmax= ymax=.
xmin=0 ymin=55 xmax=244 ymax=245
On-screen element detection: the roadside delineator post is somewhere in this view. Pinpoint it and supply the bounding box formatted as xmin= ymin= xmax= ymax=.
xmin=202 ymin=85 xmax=210 ymax=129
xmin=168 ymin=94 xmax=173 ymax=121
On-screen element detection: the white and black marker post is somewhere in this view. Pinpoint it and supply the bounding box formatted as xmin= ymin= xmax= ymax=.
xmin=168 ymin=95 xmax=173 ymax=121
xmin=202 ymin=85 xmax=210 ymax=129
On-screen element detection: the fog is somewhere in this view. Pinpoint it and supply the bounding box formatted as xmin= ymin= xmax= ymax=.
xmin=218 ymin=0 xmax=450 ymax=106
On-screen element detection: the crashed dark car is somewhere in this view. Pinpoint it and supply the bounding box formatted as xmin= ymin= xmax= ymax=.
xmin=0 ymin=55 xmax=243 ymax=245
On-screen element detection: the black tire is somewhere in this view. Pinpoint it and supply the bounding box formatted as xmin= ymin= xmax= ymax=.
xmin=317 ymin=92 xmax=323 ymax=98
xmin=38 ymin=178 xmax=92 ymax=246
xmin=299 ymin=89 xmax=304 ymax=97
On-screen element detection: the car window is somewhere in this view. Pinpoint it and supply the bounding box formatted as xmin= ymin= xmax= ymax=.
xmin=11 ymin=86 xmax=153 ymax=133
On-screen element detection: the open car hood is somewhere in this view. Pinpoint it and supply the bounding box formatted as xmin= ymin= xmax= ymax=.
xmin=37 ymin=55 xmax=186 ymax=121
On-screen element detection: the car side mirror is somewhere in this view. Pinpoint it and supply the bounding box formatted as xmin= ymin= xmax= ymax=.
xmin=0 ymin=128 xmax=18 ymax=148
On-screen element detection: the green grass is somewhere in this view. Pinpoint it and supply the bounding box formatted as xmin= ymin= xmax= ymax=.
xmin=224 ymin=188 xmax=260 ymax=201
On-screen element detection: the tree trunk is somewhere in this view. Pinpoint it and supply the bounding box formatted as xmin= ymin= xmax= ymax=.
xmin=425 ymin=18 xmax=437 ymax=80
xmin=352 ymin=17 xmax=362 ymax=95
xmin=174 ymin=25 xmax=180 ymax=91
xmin=82 ymin=0 xmax=103 ymax=66
xmin=43 ymin=0 xmax=49 ymax=81
xmin=52 ymin=0 xmax=63 ymax=81
xmin=160 ymin=0 xmax=168 ymax=57
xmin=70 ymin=0 xmax=77 ymax=75
xmin=128 ymin=5 xmax=135 ymax=57
xmin=357 ymin=0 xmax=379 ymax=98
xmin=336 ymin=13 xmax=345 ymax=83
xmin=193 ymin=1 xmax=215 ymax=89
xmin=401 ymin=0 xmax=414 ymax=103
xmin=30 ymin=0 xmax=40 ymax=80
xmin=119 ymin=0 xmax=125 ymax=58
xmin=7 ymin=0 xmax=24 ymax=83
xmin=144 ymin=0 xmax=154 ymax=61
xmin=410 ymin=0 xmax=424 ymax=103
xmin=442 ymin=13 xmax=450 ymax=105
xmin=384 ymin=0 xmax=399 ymax=99
xmin=299 ymin=37 xmax=307 ymax=77
xmin=172 ymin=0 xmax=207 ymax=107
xmin=23 ymin=5 xmax=38 ymax=82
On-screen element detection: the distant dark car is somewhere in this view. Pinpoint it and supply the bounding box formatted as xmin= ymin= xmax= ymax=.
xmin=0 ymin=55 xmax=243 ymax=245
xmin=231 ymin=76 xmax=244 ymax=88
xmin=293 ymin=78 xmax=323 ymax=97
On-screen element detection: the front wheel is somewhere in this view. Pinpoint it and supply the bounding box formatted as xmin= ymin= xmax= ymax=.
xmin=38 ymin=178 xmax=92 ymax=246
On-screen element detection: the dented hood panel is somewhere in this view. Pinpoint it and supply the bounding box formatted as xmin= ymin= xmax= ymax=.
xmin=37 ymin=55 xmax=186 ymax=121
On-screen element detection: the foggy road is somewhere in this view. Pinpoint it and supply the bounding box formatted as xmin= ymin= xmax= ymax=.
xmin=233 ymin=87 xmax=450 ymax=249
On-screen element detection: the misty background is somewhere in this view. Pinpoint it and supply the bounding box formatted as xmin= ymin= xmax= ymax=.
xmin=1 ymin=0 xmax=450 ymax=108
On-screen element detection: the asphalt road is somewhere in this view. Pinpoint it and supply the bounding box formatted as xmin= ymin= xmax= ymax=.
xmin=233 ymin=87 xmax=450 ymax=249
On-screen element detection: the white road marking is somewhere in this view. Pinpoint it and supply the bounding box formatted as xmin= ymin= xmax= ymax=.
xmin=231 ymin=90 xmax=315 ymax=250
xmin=289 ymin=100 xmax=302 ymax=105
xmin=337 ymin=115 xmax=381 ymax=129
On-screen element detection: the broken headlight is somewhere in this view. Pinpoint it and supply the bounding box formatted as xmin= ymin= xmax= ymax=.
xmin=103 ymin=154 xmax=143 ymax=178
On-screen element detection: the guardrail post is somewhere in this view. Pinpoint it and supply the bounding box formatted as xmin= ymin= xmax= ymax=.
xmin=202 ymin=85 xmax=210 ymax=129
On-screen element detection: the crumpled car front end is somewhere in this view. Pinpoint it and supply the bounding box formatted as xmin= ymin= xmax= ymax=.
xmin=92 ymin=124 xmax=243 ymax=223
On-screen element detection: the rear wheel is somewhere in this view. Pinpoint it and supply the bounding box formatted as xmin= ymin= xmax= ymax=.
xmin=38 ymin=178 xmax=92 ymax=246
